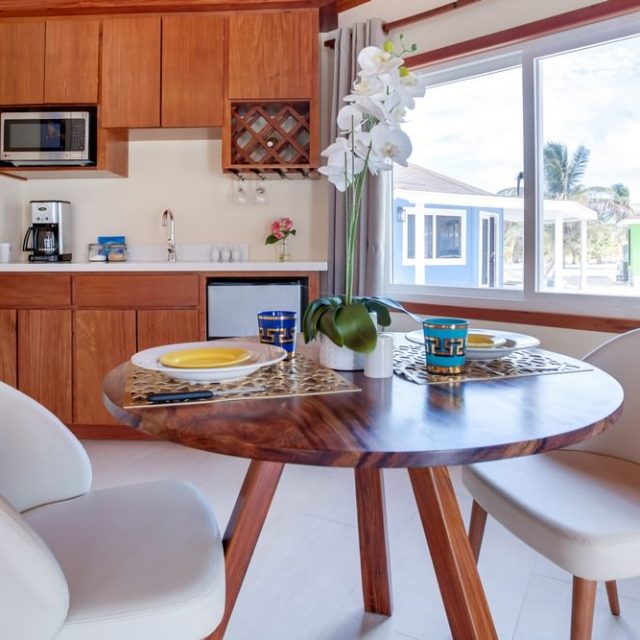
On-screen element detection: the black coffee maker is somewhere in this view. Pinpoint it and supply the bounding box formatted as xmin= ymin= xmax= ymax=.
xmin=23 ymin=201 xmax=72 ymax=262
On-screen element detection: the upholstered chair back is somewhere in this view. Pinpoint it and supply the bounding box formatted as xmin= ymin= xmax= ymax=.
xmin=0 ymin=382 xmax=92 ymax=513
xmin=570 ymin=328 xmax=640 ymax=463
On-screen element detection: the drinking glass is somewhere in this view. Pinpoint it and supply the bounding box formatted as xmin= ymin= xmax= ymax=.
xmin=257 ymin=311 xmax=297 ymax=359
xmin=423 ymin=318 xmax=469 ymax=374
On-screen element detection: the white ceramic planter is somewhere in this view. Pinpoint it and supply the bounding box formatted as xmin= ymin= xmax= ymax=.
xmin=318 ymin=334 xmax=365 ymax=371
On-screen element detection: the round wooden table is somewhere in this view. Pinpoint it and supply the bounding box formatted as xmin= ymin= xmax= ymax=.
xmin=103 ymin=340 xmax=623 ymax=640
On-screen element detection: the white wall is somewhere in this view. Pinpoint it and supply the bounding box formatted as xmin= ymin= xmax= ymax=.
xmin=340 ymin=0 xmax=606 ymax=50
xmin=0 ymin=176 xmax=25 ymax=262
xmin=22 ymin=138 xmax=327 ymax=263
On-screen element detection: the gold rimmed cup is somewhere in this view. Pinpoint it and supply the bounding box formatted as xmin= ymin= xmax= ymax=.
xmin=422 ymin=318 xmax=469 ymax=374
xmin=257 ymin=310 xmax=297 ymax=359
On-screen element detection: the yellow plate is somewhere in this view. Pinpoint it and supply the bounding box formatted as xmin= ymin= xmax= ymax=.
xmin=158 ymin=347 xmax=253 ymax=369
xmin=467 ymin=332 xmax=507 ymax=348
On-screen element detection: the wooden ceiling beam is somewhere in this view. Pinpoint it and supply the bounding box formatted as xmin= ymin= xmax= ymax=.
xmin=0 ymin=0 xmax=335 ymax=18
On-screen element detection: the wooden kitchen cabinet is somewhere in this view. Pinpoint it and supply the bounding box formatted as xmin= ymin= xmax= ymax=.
xmin=73 ymin=274 xmax=200 ymax=425
xmin=74 ymin=309 xmax=137 ymax=425
xmin=18 ymin=309 xmax=72 ymax=423
xmin=0 ymin=309 xmax=17 ymax=388
xmin=102 ymin=14 xmax=225 ymax=129
xmin=0 ymin=21 xmax=45 ymax=105
xmin=224 ymin=9 xmax=319 ymax=171
xmin=0 ymin=19 xmax=99 ymax=105
xmin=74 ymin=308 xmax=200 ymax=426
xmin=44 ymin=19 xmax=100 ymax=104
xmin=137 ymin=309 xmax=200 ymax=351
xmin=162 ymin=14 xmax=225 ymax=127
xmin=101 ymin=16 xmax=162 ymax=128
xmin=227 ymin=10 xmax=316 ymax=100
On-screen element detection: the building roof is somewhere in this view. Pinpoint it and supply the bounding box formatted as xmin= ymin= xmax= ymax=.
xmin=394 ymin=163 xmax=492 ymax=196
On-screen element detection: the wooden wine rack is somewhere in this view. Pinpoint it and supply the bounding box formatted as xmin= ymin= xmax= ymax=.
xmin=227 ymin=101 xmax=312 ymax=171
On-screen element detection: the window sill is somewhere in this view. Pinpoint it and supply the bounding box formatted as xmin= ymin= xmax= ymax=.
xmin=399 ymin=300 xmax=637 ymax=333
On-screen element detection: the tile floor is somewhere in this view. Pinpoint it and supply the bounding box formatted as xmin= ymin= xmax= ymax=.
xmin=84 ymin=440 xmax=640 ymax=640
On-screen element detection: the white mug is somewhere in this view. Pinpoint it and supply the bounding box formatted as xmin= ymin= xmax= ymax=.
xmin=364 ymin=333 xmax=395 ymax=378
xmin=0 ymin=242 xmax=11 ymax=263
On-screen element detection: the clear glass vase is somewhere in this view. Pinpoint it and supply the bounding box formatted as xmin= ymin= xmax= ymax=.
xmin=276 ymin=236 xmax=291 ymax=262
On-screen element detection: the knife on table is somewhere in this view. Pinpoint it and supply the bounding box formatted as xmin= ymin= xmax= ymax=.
xmin=146 ymin=386 xmax=266 ymax=404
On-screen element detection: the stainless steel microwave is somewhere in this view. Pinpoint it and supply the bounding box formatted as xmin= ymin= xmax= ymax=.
xmin=0 ymin=111 xmax=92 ymax=166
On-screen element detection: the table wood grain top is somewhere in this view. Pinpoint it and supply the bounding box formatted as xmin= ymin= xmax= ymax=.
xmin=102 ymin=339 xmax=623 ymax=468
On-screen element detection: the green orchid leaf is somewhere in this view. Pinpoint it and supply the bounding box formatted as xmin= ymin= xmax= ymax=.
xmin=371 ymin=296 xmax=422 ymax=324
xmin=364 ymin=299 xmax=392 ymax=326
xmin=318 ymin=307 xmax=345 ymax=346
xmin=335 ymin=303 xmax=377 ymax=353
xmin=302 ymin=298 xmax=333 ymax=342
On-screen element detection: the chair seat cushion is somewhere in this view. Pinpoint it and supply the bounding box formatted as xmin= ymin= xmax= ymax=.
xmin=24 ymin=480 xmax=225 ymax=640
xmin=463 ymin=450 xmax=640 ymax=581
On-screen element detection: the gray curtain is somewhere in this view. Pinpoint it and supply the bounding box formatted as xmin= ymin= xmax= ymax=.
xmin=324 ymin=19 xmax=386 ymax=299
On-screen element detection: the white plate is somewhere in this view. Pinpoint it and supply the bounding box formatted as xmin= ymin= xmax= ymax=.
xmin=405 ymin=329 xmax=540 ymax=361
xmin=131 ymin=339 xmax=287 ymax=383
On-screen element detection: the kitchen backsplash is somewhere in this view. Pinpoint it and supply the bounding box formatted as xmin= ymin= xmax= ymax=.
xmin=1 ymin=138 xmax=327 ymax=263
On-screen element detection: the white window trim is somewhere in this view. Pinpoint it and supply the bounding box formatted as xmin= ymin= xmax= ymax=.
xmin=384 ymin=11 xmax=640 ymax=320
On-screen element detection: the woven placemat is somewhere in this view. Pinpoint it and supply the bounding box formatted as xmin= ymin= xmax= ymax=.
xmin=394 ymin=344 xmax=591 ymax=385
xmin=124 ymin=353 xmax=360 ymax=409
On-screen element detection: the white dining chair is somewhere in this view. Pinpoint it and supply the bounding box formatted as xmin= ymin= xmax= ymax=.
xmin=462 ymin=328 xmax=640 ymax=639
xmin=0 ymin=381 xmax=225 ymax=640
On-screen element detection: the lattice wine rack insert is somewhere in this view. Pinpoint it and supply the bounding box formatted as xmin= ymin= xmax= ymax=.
xmin=230 ymin=101 xmax=311 ymax=168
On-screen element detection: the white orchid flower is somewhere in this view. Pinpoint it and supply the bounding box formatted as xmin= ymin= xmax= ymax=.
xmin=357 ymin=46 xmax=403 ymax=77
xmin=347 ymin=95 xmax=392 ymax=125
xmin=348 ymin=75 xmax=385 ymax=99
xmin=393 ymin=70 xmax=428 ymax=110
xmin=336 ymin=105 xmax=364 ymax=133
xmin=370 ymin=123 xmax=412 ymax=167
xmin=319 ymin=138 xmax=366 ymax=191
xmin=352 ymin=130 xmax=371 ymax=161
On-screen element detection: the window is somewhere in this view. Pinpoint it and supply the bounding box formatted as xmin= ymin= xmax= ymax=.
xmin=386 ymin=13 xmax=640 ymax=319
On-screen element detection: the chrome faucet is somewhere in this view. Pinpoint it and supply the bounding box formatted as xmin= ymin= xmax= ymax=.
xmin=161 ymin=209 xmax=177 ymax=262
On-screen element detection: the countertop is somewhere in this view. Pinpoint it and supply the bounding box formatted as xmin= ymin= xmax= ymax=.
xmin=0 ymin=261 xmax=327 ymax=273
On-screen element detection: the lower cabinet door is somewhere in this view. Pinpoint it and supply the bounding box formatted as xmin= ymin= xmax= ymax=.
xmin=0 ymin=309 xmax=17 ymax=388
xmin=74 ymin=309 xmax=136 ymax=425
xmin=137 ymin=309 xmax=200 ymax=351
xmin=18 ymin=309 xmax=72 ymax=422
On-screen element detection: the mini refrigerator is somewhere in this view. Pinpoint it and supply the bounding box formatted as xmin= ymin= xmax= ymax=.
xmin=207 ymin=278 xmax=307 ymax=338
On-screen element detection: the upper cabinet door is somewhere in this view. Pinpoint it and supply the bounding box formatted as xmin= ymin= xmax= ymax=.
xmin=162 ymin=14 xmax=225 ymax=127
xmin=0 ymin=21 xmax=45 ymax=105
xmin=101 ymin=16 xmax=161 ymax=128
xmin=227 ymin=10 xmax=316 ymax=100
xmin=44 ymin=19 xmax=100 ymax=104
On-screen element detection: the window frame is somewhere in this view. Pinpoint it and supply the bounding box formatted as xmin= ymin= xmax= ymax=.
xmin=384 ymin=11 xmax=640 ymax=321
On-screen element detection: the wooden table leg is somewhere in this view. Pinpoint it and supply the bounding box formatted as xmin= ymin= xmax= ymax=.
xmin=408 ymin=466 xmax=498 ymax=640
xmin=208 ymin=460 xmax=285 ymax=640
xmin=354 ymin=468 xmax=393 ymax=615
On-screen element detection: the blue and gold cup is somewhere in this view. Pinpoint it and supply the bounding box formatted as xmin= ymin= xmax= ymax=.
xmin=423 ymin=318 xmax=469 ymax=374
xmin=257 ymin=310 xmax=297 ymax=359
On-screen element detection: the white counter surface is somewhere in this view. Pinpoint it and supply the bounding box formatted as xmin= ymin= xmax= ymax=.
xmin=0 ymin=261 xmax=327 ymax=273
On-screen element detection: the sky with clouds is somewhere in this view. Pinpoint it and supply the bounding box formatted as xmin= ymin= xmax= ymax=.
xmin=404 ymin=34 xmax=640 ymax=205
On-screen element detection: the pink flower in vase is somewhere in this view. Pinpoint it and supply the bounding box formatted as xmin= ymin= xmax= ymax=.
xmin=265 ymin=217 xmax=296 ymax=245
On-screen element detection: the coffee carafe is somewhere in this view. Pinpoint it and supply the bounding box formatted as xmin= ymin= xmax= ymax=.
xmin=23 ymin=201 xmax=72 ymax=262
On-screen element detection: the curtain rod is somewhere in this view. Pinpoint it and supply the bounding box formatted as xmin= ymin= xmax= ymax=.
xmin=384 ymin=0 xmax=484 ymax=32
xmin=324 ymin=0 xmax=483 ymax=47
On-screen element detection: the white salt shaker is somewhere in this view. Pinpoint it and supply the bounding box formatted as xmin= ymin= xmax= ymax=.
xmin=364 ymin=333 xmax=394 ymax=378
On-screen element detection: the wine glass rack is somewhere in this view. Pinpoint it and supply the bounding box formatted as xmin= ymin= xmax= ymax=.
xmin=228 ymin=101 xmax=312 ymax=171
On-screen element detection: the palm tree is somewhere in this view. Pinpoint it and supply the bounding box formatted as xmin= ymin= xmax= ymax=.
xmin=543 ymin=142 xmax=590 ymax=199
